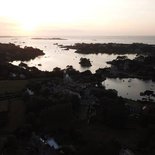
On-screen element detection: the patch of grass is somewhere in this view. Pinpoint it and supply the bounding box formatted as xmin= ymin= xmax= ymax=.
xmin=6 ymin=99 xmax=26 ymax=132
xmin=0 ymin=80 xmax=28 ymax=93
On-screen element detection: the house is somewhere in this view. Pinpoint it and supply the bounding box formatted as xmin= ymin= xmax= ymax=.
xmin=46 ymin=138 xmax=60 ymax=150
xmin=26 ymin=88 xmax=34 ymax=96
xmin=31 ymin=134 xmax=60 ymax=155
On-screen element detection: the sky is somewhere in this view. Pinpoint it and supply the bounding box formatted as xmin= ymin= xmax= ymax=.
xmin=0 ymin=0 xmax=155 ymax=36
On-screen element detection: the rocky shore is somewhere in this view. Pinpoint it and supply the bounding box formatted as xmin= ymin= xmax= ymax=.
xmin=0 ymin=43 xmax=44 ymax=62
xmin=79 ymin=58 xmax=92 ymax=67
xmin=0 ymin=43 xmax=46 ymax=80
xmin=61 ymin=43 xmax=155 ymax=55
xmin=101 ymin=55 xmax=155 ymax=81
xmin=60 ymin=42 xmax=155 ymax=81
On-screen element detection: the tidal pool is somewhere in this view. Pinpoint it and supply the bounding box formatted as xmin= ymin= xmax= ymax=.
xmin=103 ymin=78 xmax=155 ymax=101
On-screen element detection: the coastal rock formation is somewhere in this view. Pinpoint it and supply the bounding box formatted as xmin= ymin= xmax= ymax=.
xmin=94 ymin=55 xmax=155 ymax=81
xmin=61 ymin=43 xmax=155 ymax=55
xmin=0 ymin=43 xmax=44 ymax=62
xmin=106 ymin=55 xmax=155 ymax=80
xmin=79 ymin=58 xmax=92 ymax=67
xmin=140 ymin=90 xmax=155 ymax=101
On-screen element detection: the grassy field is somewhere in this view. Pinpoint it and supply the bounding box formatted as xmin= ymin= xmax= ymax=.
xmin=0 ymin=80 xmax=28 ymax=132
xmin=0 ymin=78 xmax=50 ymax=132
xmin=4 ymin=99 xmax=26 ymax=132
xmin=0 ymin=80 xmax=28 ymax=94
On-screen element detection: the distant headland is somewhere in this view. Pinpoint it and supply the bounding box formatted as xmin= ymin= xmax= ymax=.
xmin=32 ymin=37 xmax=67 ymax=40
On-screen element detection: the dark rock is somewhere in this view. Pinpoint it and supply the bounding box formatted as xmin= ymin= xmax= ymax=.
xmin=0 ymin=43 xmax=44 ymax=62
xmin=19 ymin=62 xmax=28 ymax=68
xmin=60 ymin=43 xmax=155 ymax=55
xmin=79 ymin=58 xmax=92 ymax=67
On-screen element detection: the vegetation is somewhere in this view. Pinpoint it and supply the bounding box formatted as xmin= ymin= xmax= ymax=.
xmin=61 ymin=42 xmax=155 ymax=55
xmin=0 ymin=43 xmax=44 ymax=62
xmin=79 ymin=58 xmax=92 ymax=67
xmin=0 ymin=42 xmax=155 ymax=155
xmin=106 ymin=55 xmax=155 ymax=80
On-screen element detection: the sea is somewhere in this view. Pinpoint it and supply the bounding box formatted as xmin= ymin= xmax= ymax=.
xmin=0 ymin=35 xmax=155 ymax=101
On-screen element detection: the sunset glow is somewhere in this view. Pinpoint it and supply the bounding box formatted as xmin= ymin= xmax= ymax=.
xmin=0 ymin=0 xmax=155 ymax=36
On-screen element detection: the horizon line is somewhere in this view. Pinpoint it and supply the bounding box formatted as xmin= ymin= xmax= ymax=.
xmin=0 ymin=35 xmax=155 ymax=38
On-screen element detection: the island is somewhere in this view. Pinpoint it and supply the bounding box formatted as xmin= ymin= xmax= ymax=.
xmin=61 ymin=42 xmax=155 ymax=55
xmin=32 ymin=37 xmax=67 ymax=40
xmin=79 ymin=57 xmax=92 ymax=67
xmin=60 ymin=42 xmax=155 ymax=81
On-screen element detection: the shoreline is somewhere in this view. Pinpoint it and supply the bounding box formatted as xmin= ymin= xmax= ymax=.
xmin=61 ymin=42 xmax=155 ymax=55
xmin=0 ymin=43 xmax=44 ymax=62
xmin=0 ymin=42 xmax=154 ymax=81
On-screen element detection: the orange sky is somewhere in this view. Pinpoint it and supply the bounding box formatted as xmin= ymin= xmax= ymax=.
xmin=0 ymin=0 xmax=155 ymax=36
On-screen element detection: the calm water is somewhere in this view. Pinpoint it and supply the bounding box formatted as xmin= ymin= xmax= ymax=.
xmin=0 ymin=36 xmax=139 ymax=73
xmin=103 ymin=78 xmax=155 ymax=101
xmin=0 ymin=36 xmax=155 ymax=101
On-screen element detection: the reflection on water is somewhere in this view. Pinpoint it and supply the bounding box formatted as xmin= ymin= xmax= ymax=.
xmin=1 ymin=36 xmax=155 ymax=101
xmin=103 ymin=78 xmax=155 ymax=101
xmin=2 ymin=36 xmax=136 ymax=73
xmin=11 ymin=52 xmax=135 ymax=73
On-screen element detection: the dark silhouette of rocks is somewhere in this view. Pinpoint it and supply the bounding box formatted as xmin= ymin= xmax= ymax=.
xmin=0 ymin=43 xmax=46 ymax=80
xmin=61 ymin=43 xmax=155 ymax=55
xmin=116 ymin=55 xmax=128 ymax=60
xmin=0 ymin=43 xmax=44 ymax=62
xmin=0 ymin=61 xmax=54 ymax=80
xmin=19 ymin=62 xmax=28 ymax=68
xmin=79 ymin=58 xmax=92 ymax=67
xmin=102 ymin=55 xmax=155 ymax=80
xmin=140 ymin=90 xmax=155 ymax=101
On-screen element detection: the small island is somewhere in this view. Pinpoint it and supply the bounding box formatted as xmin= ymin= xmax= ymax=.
xmin=79 ymin=57 xmax=92 ymax=67
xmin=32 ymin=37 xmax=67 ymax=40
